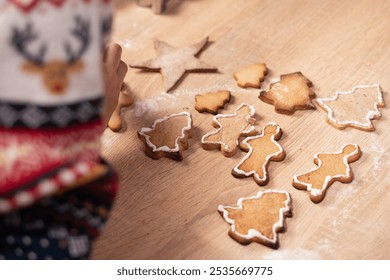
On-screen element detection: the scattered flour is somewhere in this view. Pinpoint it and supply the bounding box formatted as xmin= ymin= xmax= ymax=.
xmin=326 ymin=134 xmax=389 ymax=235
xmin=131 ymin=83 xmax=256 ymax=117
xmin=116 ymin=38 xmax=133 ymax=49
xmin=262 ymin=248 xmax=321 ymax=260
xmin=339 ymin=184 xmax=359 ymax=197
xmin=172 ymin=82 xmax=254 ymax=97
xmin=132 ymin=92 xmax=175 ymax=117
xmin=361 ymin=134 xmax=390 ymax=179
xmin=101 ymin=129 xmax=119 ymax=149
xmin=363 ymin=135 xmax=385 ymax=153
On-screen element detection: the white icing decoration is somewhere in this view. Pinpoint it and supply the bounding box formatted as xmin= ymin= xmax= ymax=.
xmin=201 ymin=103 xmax=257 ymax=148
xmin=292 ymin=143 xmax=360 ymax=198
xmin=232 ymin=122 xmax=283 ymax=183
xmin=218 ymin=189 xmax=291 ymax=245
xmin=138 ymin=111 xmax=192 ymax=153
xmin=316 ymin=84 xmax=384 ymax=130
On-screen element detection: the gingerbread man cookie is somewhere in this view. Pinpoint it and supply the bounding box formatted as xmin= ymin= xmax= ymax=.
xmin=232 ymin=122 xmax=285 ymax=186
xmin=201 ymin=103 xmax=257 ymax=157
xmin=138 ymin=112 xmax=192 ymax=161
xmin=259 ymin=72 xmax=315 ymax=114
xmin=233 ymin=63 xmax=268 ymax=88
xmin=316 ymin=84 xmax=385 ymax=132
xmin=218 ymin=190 xmax=292 ymax=248
xmin=195 ymin=90 xmax=231 ymax=114
xmin=293 ymin=144 xmax=362 ymax=203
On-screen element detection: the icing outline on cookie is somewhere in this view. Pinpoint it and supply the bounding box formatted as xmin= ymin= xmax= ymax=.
xmin=218 ymin=189 xmax=292 ymax=247
xmin=292 ymin=143 xmax=361 ymax=202
xmin=316 ymin=84 xmax=384 ymax=131
xmin=232 ymin=122 xmax=285 ymax=185
xmin=201 ymin=103 xmax=257 ymax=156
xmin=138 ymin=111 xmax=192 ymax=153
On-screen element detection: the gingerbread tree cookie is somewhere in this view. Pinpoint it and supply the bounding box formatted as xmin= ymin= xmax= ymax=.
xmin=233 ymin=63 xmax=268 ymax=88
xmin=218 ymin=190 xmax=292 ymax=248
xmin=232 ymin=122 xmax=285 ymax=186
xmin=316 ymin=84 xmax=385 ymax=131
xmin=138 ymin=112 xmax=192 ymax=161
xmin=293 ymin=144 xmax=362 ymax=203
xmin=201 ymin=103 xmax=257 ymax=157
xmin=130 ymin=37 xmax=217 ymax=92
xmin=259 ymin=72 xmax=315 ymax=114
xmin=195 ymin=90 xmax=231 ymax=114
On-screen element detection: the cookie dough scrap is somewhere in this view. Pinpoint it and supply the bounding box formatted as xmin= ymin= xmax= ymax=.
xmin=138 ymin=112 xmax=192 ymax=161
xmin=108 ymin=83 xmax=134 ymax=132
xmin=316 ymin=84 xmax=385 ymax=132
xmin=201 ymin=103 xmax=258 ymax=157
xmin=130 ymin=37 xmax=217 ymax=92
xmin=218 ymin=190 xmax=292 ymax=249
xmin=232 ymin=122 xmax=285 ymax=186
xmin=195 ymin=90 xmax=231 ymax=114
xmin=233 ymin=63 xmax=268 ymax=88
xmin=293 ymin=144 xmax=362 ymax=203
xmin=259 ymin=72 xmax=315 ymax=114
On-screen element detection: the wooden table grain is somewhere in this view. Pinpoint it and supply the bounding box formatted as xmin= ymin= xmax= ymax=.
xmin=91 ymin=0 xmax=390 ymax=259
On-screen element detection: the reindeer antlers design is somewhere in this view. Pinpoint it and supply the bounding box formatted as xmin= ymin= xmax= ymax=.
xmin=11 ymin=23 xmax=47 ymax=65
xmin=64 ymin=16 xmax=91 ymax=64
xmin=10 ymin=16 xmax=91 ymax=95
xmin=10 ymin=16 xmax=90 ymax=65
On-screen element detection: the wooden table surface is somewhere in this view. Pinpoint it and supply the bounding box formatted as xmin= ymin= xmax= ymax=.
xmin=91 ymin=0 xmax=390 ymax=259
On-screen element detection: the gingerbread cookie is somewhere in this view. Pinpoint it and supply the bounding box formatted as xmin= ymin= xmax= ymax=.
xmin=130 ymin=37 xmax=217 ymax=92
xmin=233 ymin=63 xmax=268 ymax=88
xmin=218 ymin=190 xmax=292 ymax=248
xmin=138 ymin=112 xmax=192 ymax=160
xmin=232 ymin=122 xmax=285 ymax=186
xmin=259 ymin=72 xmax=315 ymax=114
xmin=195 ymin=90 xmax=231 ymax=114
xmin=293 ymin=144 xmax=362 ymax=203
xmin=316 ymin=84 xmax=385 ymax=132
xmin=201 ymin=103 xmax=257 ymax=157
xmin=108 ymin=83 xmax=134 ymax=132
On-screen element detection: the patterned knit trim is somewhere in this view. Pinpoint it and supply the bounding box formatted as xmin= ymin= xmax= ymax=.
xmin=0 ymin=97 xmax=103 ymax=129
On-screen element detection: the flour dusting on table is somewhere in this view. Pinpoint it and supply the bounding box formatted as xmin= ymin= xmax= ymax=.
xmin=362 ymin=135 xmax=390 ymax=181
xmin=116 ymin=38 xmax=133 ymax=49
xmin=131 ymin=82 xmax=256 ymax=117
xmin=132 ymin=92 xmax=175 ymax=117
xmin=263 ymin=248 xmax=321 ymax=260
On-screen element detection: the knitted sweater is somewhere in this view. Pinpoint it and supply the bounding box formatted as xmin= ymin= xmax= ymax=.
xmin=0 ymin=0 xmax=117 ymax=259
xmin=0 ymin=0 xmax=116 ymax=259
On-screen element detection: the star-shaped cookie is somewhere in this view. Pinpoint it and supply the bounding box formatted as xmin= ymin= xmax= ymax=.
xmin=130 ymin=37 xmax=217 ymax=92
xmin=259 ymin=72 xmax=315 ymax=114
